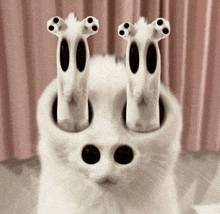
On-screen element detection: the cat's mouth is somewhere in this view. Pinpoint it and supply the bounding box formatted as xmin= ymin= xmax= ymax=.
xmin=97 ymin=178 xmax=117 ymax=187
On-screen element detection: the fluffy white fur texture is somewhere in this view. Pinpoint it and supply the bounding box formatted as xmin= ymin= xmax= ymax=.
xmin=37 ymin=54 xmax=182 ymax=214
xmin=193 ymin=203 xmax=220 ymax=214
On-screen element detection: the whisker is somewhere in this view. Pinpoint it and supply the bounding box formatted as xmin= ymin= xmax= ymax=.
xmin=139 ymin=160 xmax=167 ymax=172
xmin=139 ymin=165 xmax=166 ymax=182
xmin=151 ymin=158 xmax=170 ymax=167
xmin=175 ymin=163 xmax=220 ymax=196
xmin=174 ymin=174 xmax=194 ymax=190
xmin=140 ymin=157 xmax=170 ymax=168
xmin=176 ymin=166 xmax=214 ymax=187
xmin=176 ymin=162 xmax=213 ymax=183
xmin=141 ymin=152 xmax=170 ymax=158
xmin=140 ymin=171 xmax=163 ymax=184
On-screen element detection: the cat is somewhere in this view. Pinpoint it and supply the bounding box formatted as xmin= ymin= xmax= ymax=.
xmin=36 ymin=54 xmax=182 ymax=214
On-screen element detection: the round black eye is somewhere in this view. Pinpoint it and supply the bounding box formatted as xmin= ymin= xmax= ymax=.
xmin=124 ymin=23 xmax=129 ymax=28
xmin=114 ymin=145 xmax=133 ymax=165
xmin=88 ymin=17 xmax=93 ymax=23
xmin=49 ymin=25 xmax=54 ymax=31
xmin=163 ymin=28 xmax=169 ymax=34
xmin=157 ymin=19 xmax=163 ymax=26
xmin=119 ymin=30 xmax=125 ymax=35
xmin=146 ymin=43 xmax=157 ymax=74
xmin=92 ymin=25 xmax=98 ymax=31
xmin=60 ymin=39 xmax=69 ymax=72
xmin=82 ymin=145 xmax=100 ymax=164
xmin=129 ymin=42 xmax=139 ymax=74
xmin=53 ymin=17 xmax=59 ymax=23
xmin=76 ymin=39 xmax=86 ymax=72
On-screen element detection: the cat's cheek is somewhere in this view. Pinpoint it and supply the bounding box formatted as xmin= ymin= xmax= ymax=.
xmin=115 ymin=154 xmax=141 ymax=184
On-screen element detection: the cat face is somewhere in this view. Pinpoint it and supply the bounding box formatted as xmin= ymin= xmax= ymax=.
xmin=44 ymin=55 xmax=178 ymax=191
xmin=38 ymin=54 xmax=181 ymax=193
xmin=63 ymin=55 xmax=141 ymax=187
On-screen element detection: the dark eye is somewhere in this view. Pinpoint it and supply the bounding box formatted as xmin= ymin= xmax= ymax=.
xmin=53 ymin=17 xmax=59 ymax=23
xmin=119 ymin=30 xmax=125 ymax=35
xmin=129 ymin=42 xmax=139 ymax=74
xmin=157 ymin=19 xmax=163 ymax=26
xmin=82 ymin=145 xmax=100 ymax=164
xmin=124 ymin=23 xmax=129 ymax=28
xmin=114 ymin=145 xmax=133 ymax=165
xmin=76 ymin=39 xmax=86 ymax=72
xmin=162 ymin=28 xmax=169 ymax=34
xmin=146 ymin=43 xmax=157 ymax=74
xmin=60 ymin=39 xmax=69 ymax=72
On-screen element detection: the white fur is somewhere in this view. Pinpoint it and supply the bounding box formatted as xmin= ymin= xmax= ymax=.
xmin=37 ymin=54 xmax=182 ymax=214
xmin=193 ymin=203 xmax=220 ymax=214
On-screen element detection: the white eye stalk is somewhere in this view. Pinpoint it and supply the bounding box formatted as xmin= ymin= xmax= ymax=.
xmin=118 ymin=22 xmax=137 ymax=40
xmin=118 ymin=17 xmax=170 ymax=132
xmin=47 ymin=13 xmax=99 ymax=132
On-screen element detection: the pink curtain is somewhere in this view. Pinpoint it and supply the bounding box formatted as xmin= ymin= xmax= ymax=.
xmin=1 ymin=0 xmax=220 ymax=161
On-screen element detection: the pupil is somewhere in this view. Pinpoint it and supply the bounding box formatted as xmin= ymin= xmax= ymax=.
xmin=76 ymin=39 xmax=86 ymax=72
xmin=146 ymin=43 xmax=157 ymax=74
xmin=53 ymin=18 xmax=59 ymax=23
xmin=92 ymin=25 xmax=98 ymax=31
xmin=157 ymin=19 xmax=163 ymax=26
xmin=129 ymin=41 xmax=139 ymax=74
xmin=163 ymin=28 xmax=169 ymax=34
xmin=88 ymin=17 xmax=93 ymax=23
xmin=114 ymin=145 xmax=133 ymax=165
xmin=60 ymin=39 xmax=69 ymax=71
xmin=119 ymin=30 xmax=125 ymax=35
xmin=124 ymin=23 xmax=129 ymax=28
xmin=49 ymin=25 xmax=54 ymax=31
xmin=82 ymin=145 xmax=100 ymax=164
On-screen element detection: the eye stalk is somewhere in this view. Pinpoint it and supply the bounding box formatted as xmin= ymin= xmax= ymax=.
xmin=118 ymin=22 xmax=137 ymax=40
xmin=82 ymin=16 xmax=99 ymax=36
xmin=152 ymin=18 xmax=171 ymax=41
xmin=47 ymin=16 xmax=67 ymax=36
xmin=117 ymin=17 xmax=170 ymax=132
xmin=47 ymin=14 xmax=99 ymax=38
xmin=47 ymin=13 xmax=99 ymax=132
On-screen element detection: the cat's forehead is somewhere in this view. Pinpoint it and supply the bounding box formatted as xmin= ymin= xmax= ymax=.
xmin=88 ymin=54 xmax=126 ymax=99
xmin=134 ymin=17 xmax=154 ymax=41
xmin=63 ymin=12 xmax=81 ymax=36
xmin=65 ymin=12 xmax=80 ymax=22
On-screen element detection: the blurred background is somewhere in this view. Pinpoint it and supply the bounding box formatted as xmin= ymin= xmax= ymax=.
xmin=1 ymin=0 xmax=220 ymax=161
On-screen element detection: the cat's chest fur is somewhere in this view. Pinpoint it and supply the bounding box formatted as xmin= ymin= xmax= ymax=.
xmin=37 ymin=54 xmax=182 ymax=214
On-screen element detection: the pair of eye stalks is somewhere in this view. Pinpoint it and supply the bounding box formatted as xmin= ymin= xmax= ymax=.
xmin=47 ymin=13 xmax=170 ymax=133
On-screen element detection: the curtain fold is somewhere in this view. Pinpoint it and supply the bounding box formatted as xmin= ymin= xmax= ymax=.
xmin=0 ymin=0 xmax=220 ymax=161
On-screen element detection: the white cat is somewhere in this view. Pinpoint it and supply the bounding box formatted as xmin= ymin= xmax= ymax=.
xmin=37 ymin=54 xmax=182 ymax=214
